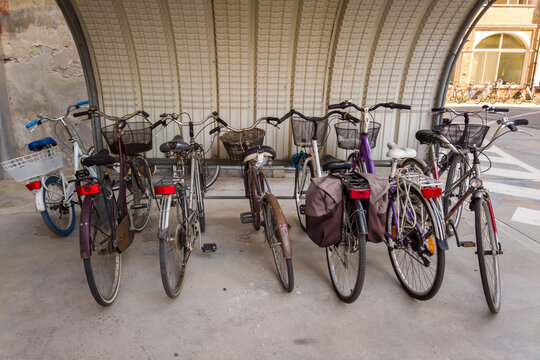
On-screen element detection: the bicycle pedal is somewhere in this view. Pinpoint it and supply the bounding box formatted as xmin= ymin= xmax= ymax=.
xmin=299 ymin=205 xmax=306 ymax=215
xmin=240 ymin=212 xmax=254 ymax=223
xmin=459 ymin=241 xmax=475 ymax=248
xmin=287 ymin=223 xmax=292 ymax=230
xmin=201 ymin=243 xmax=217 ymax=253
xmin=130 ymin=204 xmax=148 ymax=210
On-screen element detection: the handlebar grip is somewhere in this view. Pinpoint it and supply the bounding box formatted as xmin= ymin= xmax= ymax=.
xmin=328 ymin=103 xmax=344 ymax=110
xmin=73 ymin=111 xmax=89 ymax=118
xmin=150 ymin=119 xmax=164 ymax=130
xmin=216 ymin=117 xmax=228 ymax=127
xmin=76 ymin=100 xmax=90 ymax=106
xmin=391 ymin=103 xmax=411 ymax=110
xmin=491 ymin=107 xmax=509 ymax=112
xmin=141 ymin=111 xmax=150 ymax=118
xmin=513 ymin=119 xmax=528 ymax=126
xmin=442 ymin=118 xmax=452 ymax=125
xmin=26 ymin=119 xmax=39 ymax=128
xmin=279 ymin=111 xmax=292 ymax=124
xmin=431 ymin=107 xmax=443 ymax=112
xmin=266 ymin=117 xmax=280 ymax=125
xmin=508 ymin=123 xmax=518 ymax=132
xmin=209 ymin=126 xmax=221 ymax=135
xmin=343 ymin=113 xmax=360 ymax=123
xmin=159 ymin=113 xmax=167 ymax=118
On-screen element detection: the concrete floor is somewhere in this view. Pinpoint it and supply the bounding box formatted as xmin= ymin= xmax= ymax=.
xmin=0 ymin=175 xmax=539 ymax=359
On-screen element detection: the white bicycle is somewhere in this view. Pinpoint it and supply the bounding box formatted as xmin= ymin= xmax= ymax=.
xmin=1 ymin=100 xmax=96 ymax=236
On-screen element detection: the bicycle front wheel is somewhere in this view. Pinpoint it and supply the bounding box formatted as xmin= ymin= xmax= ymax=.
xmin=128 ymin=156 xmax=153 ymax=232
xmin=475 ymin=197 xmax=501 ymax=313
xmin=387 ymin=185 xmax=445 ymax=300
xmin=326 ymin=198 xmax=366 ymax=303
xmin=82 ymin=195 xmax=121 ymax=306
xmin=262 ymin=198 xmax=293 ymax=292
xmin=443 ymin=153 xmax=468 ymax=231
xmin=294 ymin=157 xmax=314 ymax=231
xmin=200 ymin=157 xmax=220 ymax=190
xmin=41 ymin=175 xmax=76 ymax=236
xmin=159 ymin=193 xmax=188 ymax=298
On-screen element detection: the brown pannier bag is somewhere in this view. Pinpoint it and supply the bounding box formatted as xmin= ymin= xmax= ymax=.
xmin=305 ymin=176 xmax=343 ymax=247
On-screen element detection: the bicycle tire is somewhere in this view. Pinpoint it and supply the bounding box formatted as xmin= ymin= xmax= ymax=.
xmin=41 ymin=175 xmax=76 ymax=236
xmin=159 ymin=193 xmax=188 ymax=298
xmin=128 ymin=156 xmax=152 ymax=232
xmin=326 ymin=197 xmax=366 ymax=303
xmin=195 ymin=159 xmax=206 ymax=233
xmin=294 ymin=157 xmax=314 ymax=231
xmin=533 ymin=93 xmax=540 ymax=105
xmin=401 ymin=158 xmax=430 ymax=176
xmin=82 ymin=195 xmax=121 ymax=306
xmin=443 ymin=153 xmax=468 ymax=231
xmin=474 ymin=197 xmax=501 ymax=313
xmin=387 ymin=185 xmax=445 ymax=300
xmin=262 ymin=198 xmax=293 ymax=292
xmin=474 ymin=90 xmax=484 ymax=104
xmin=515 ymin=91 xmax=524 ymax=104
xmin=200 ymin=157 xmax=220 ymax=190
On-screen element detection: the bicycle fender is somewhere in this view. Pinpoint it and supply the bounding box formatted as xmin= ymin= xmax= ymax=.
xmin=351 ymin=199 xmax=368 ymax=235
xmin=429 ymin=198 xmax=449 ymax=251
xmin=261 ymin=193 xmax=292 ymax=259
xmin=79 ymin=195 xmax=94 ymax=259
xmin=157 ymin=194 xmax=173 ymax=241
xmin=35 ymin=186 xmax=45 ymax=212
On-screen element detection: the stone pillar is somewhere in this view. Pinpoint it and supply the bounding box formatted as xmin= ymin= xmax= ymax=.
xmin=0 ymin=38 xmax=17 ymax=179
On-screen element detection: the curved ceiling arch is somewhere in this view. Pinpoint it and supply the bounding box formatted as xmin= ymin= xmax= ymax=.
xmin=58 ymin=0 xmax=487 ymax=160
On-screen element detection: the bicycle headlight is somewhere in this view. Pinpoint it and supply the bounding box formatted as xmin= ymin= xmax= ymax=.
xmin=470 ymin=178 xmax=482 ymax=188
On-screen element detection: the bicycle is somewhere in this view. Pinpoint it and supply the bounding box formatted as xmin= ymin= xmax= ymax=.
xmin=215 ymin=113 xmax=294 ymax=292
xmin=283 ymin=108 xmax=371 ymax=303
xmin=460 ymin=83 xmax=487 ymax=104
xmin=152 ymin=111 xmax=222 ymax=298
xmin=410 ymin=106 xmax=531 ymax=313
xmin=74 ymin=106 xmax=156 ymax=306
xmin=1 ymin=100 xmax=95 ymax=236
xmin=328 ymin=101 xmax=447 ymax=301
xmin=515 ymin=84 xmax=540 ymax=105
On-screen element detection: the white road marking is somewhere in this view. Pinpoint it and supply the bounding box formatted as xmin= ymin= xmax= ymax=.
xmin=483 ymin=181 xmax=540 ymax=201
xmin=508 ymin=110 xmax=540 ymax=119
xmin=511 ymin=207 xmax=540 ymax=227
xmin=482 ymin=145 xmax=540 ymax=181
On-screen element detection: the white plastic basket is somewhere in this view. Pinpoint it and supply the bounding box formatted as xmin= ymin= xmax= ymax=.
xmin=1 ymin=147 xmax=63 ymax=182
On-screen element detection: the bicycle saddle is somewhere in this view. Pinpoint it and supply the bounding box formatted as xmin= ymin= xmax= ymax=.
xmin=386 ymin=142 xmax=416 ymax=160
xmin=160 ymin=135 xmax=190 ymax=153
xmin=242 ymin=146 xmax=276 ymax=163
xmin=28 ymin=137 xmax=57 ymax=152
xmin=415 ymin=129 xmax=439 ymax=144
xmin=322 ymin=154 xmax=352 ymax=172
xmin=81 ymin=149 xmax=116 ymax=167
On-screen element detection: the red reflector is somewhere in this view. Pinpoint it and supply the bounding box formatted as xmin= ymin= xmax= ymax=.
xmin=26 ymin=181 xmax=41 ymax=191
xmin=350 ymin=189 xmax=370 ymax=199
xmin=421 ymin=187 xmax=442 ymax=199
xmin=76 ymin=184 xmax=100 ymax=196
xmin=154 ymin=185 xmax=175 ymax=195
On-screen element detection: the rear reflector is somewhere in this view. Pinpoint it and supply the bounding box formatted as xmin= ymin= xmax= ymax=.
xmin=350 ymin=189 xmax=370 ymax=199
xmin=77 ymin=184 xmax=100 ymax=196
xmin=421 ymin=187 xmax=442 ymax=198
xmin=155 ymin=185 xmax=175 ymax=195
xmin=26 ymin=181 xmax=41 ymax=191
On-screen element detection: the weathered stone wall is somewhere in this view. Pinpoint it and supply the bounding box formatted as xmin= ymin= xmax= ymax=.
xmin=1 ymin=0 xmax=90 ymax=161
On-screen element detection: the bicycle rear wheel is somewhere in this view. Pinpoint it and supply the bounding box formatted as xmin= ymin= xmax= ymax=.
xmin=200 ymin=157 xmax=220 ymax=190
xmin=82 ymin=195 xmax=121 ymax=306
xmin=326 ymin=197 xmax=366 ymax=303
xmin=128 ymin=156 xmax=152 ymax=232
xmin=41 ymin=175 xmax=76 ymax=236
xmin=387 ymin=185 xmax=445 ymax=300
xmin=294 ymin=156 xmax=314 ymax=231
xmin=159 ymin=193 xmax=188 ymax=298
xmin=443 ymin=153 xmax=468 ymax=231
xmin=262 ymin=198 xmax=293 ymax=292
xmin=475 ymin=197 xmax=501 ymax=313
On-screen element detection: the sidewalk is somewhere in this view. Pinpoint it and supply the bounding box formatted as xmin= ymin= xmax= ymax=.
xmin=0 ymin=175 xmax=539 ymax=359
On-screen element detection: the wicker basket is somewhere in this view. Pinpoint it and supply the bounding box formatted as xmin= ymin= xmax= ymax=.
xmin=291 ymin=117 xmax=329 ymax=147
xmin=220 ymin=128 xmax=265 ymax=161
xmin=101 ymin=121 xmax=153 ymax=155
xmin=433 ymin=123 xmax=489 ymax=149
xmin=334 ymin=121 xmax=381 ymax=150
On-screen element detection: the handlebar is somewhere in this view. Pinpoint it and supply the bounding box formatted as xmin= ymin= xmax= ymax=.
xmin=26 ymin=100 xmax=90 ymax=131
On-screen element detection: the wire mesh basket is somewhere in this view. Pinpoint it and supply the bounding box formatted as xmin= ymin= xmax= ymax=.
xmin=291 ymin=117 xmax=329 ymax=147
xmin=101 ymin=122 xmax=153 ymax=155
xmin=1 ymin=147 xmax=63 ymax=182
xmin=334 ymin=121 xmax=381 ymax=150
xmin=433 ymin=123 xmax=489 ymax=149
xmin=220 ymin=128 xmax=266 ymax=161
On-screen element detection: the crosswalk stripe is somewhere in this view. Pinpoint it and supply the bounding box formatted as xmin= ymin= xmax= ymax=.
xmin=483 ymin=181 xmax=540 ymax=201
xmin=511 ymin=207 xmax=540 ymax=227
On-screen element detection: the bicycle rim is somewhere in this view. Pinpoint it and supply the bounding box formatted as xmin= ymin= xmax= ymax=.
xmin=387 ymin=186 xmax=445 ymax=300
xmin=263 ymin=201 xmax=293 ymax=292
xmin=84 ymin=198 xmax=121 ymax=306
xmin=42 ymin=176 xmax=76 ymax=236
xmin=475 ymin=198 xmax=501 ymax=313
xmin=326 ymin=198 xmax=366 ymax=303
xmin=128 ymin=156 xmax=152 ymax=232
xmin=159 ymin=195 xmax=187 ymax=298
xmin=294 ymin=158 xmax=312 ymax=231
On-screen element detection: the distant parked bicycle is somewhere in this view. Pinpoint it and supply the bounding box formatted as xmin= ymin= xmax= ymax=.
xmin=74 ymin=106 xmax=156 ymax=306
xmin=515 ymin=84 xmax=540 ymax=105
xmin=1 ymin=100 xmax=95 ymax=236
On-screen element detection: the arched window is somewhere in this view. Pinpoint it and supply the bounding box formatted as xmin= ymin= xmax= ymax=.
xmin=470 ymin=34 xmax=526 ymax=84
